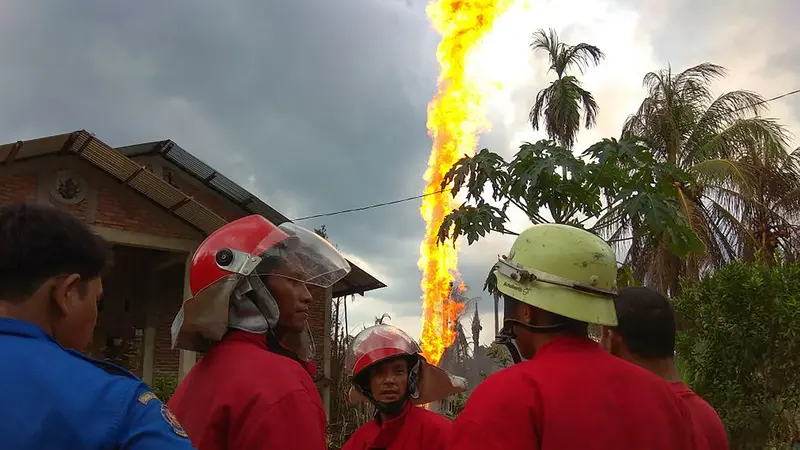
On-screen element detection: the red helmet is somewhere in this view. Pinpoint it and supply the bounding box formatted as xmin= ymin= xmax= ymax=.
xmin=172 ymin=215 xmax=351 ymax=352
xmin=345 ymin=324 xmax=468 ymax=406
xmin=189 ymin=215 xmax=289 ymax=296
xmin=346 ymin=324 xmax=421 ymax=379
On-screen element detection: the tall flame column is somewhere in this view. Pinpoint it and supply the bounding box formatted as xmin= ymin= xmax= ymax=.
xmin=418 ymin=0 xmax=513 ymax=366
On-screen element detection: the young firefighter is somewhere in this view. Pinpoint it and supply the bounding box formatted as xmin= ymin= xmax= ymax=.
xmin=601 ymin=286 xmax=728 ymax=450
xmin=342 ymin=324 xmax=467 ymax=450
xmin=167 ymin=214 xmax=352 ymax=450
xmin=448 ymin=224 xmax=700 ymax=450
xmin=0 ymin=203 xmax=195 ymax=450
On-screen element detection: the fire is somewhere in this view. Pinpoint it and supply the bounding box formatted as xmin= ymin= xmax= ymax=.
xmin=418 ymin=0 xmax=513 ymax=366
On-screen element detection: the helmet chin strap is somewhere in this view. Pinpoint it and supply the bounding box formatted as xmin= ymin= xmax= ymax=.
xmin=228 ymin=275 xmax=316 ymax=361
xmin=496 ymin=318 xmax=570 ymax=365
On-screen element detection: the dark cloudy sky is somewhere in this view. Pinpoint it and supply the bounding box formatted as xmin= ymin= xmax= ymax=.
xmin=1 ymin=0 xmax=796 ymax=345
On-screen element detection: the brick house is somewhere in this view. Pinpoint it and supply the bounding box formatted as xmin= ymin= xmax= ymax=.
xmin=0 ymin=130 xmax=385 ymax=417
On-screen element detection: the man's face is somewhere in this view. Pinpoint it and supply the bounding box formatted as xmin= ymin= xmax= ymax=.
xmin=369 ymin=358 xmax=409 ymax=403
xmin=52 ymin=276 xmax=103 ymax=351
xmin=265 ymin=258 xmax=313 ymax=334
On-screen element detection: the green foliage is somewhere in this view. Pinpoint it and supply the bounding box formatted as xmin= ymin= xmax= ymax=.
xmin=616 ymin=62 xmax=800 ymax=294
xmin=528 ymin=28 xmax=604 ymax=149
xmin=439 ymin=137 xmax=703 ymax=258
xmin=485 ymin=343 xmax=512 ymax=369
xmin=151 ymin=373 xmax=179 ymax=403
xmin=442 ymin=393 xmax=469 ymax=419
xmin=674 ymin=260 xmax=800 ymax=449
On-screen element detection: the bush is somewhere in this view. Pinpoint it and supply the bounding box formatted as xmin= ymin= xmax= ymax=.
xmin=674 ymin=260 xmax=800 ymax=449
xmin=151 ymin=373 xmax=179 ymax=403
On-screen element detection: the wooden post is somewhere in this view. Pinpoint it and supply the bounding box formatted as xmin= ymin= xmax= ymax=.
xmin=322 ymin=286 xmax=333 ymax=419
xmin=141 ymin=276 xmax=159 ymax=384
xmin=178 ymin=252 xmax=196 ymax=381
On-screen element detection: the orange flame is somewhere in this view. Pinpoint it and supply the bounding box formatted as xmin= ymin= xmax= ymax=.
xmin=419 ymin=0 xmax=513 ymax=366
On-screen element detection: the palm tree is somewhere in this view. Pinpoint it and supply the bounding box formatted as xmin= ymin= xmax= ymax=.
xmin=604 ymin=63 xmax=800 ymax=293
xmin=529 ymin=28 xmax=605 ymax=149
xmin=373 ymin=313 xmax=392 ymax=325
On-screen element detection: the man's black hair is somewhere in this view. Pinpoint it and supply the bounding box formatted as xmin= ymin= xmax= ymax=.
xmin=613 ymin=286 xmax=676 ymax=359
xmin=0 ymin=203 xmax=112 ymax=302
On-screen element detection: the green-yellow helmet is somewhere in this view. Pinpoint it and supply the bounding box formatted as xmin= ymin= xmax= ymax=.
xmin=494 ymin=223 xmax=618 ymax=326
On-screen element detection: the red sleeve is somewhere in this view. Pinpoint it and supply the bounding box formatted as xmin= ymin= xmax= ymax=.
xmin=340 ymin=428 xmax=362 ymax=450
xmin=232 ymin=389 xmax=327 ymax=450
xmin=448 ymin=377 xmax=540 ymax=450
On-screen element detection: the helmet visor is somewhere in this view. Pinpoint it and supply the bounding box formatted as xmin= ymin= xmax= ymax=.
xmin=252 ymin=222 xmax=351 ymax=288
xmin=345 ymin=324 xmax=421 ymax=377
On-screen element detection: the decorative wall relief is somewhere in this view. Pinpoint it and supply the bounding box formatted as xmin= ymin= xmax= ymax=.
xmin=50 ymin=170 xmax=88 ymax=205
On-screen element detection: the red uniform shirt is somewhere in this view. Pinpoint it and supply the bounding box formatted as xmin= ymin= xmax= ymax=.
xmin=448 ymin=336 xmax=698 ymax=450
xmin=343 ymin=401 xmax=451 ymax=450
xmin=167 ymin=331 xmax=326 ymax=450
xmin=671 ymin=382 xmax=728 ymax=450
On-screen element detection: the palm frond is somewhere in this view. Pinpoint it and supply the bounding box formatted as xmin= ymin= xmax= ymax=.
xmin=561 ymin=42 xmax=605 ymax=75
xmin=530 ymin=28 xmax=561 ymax=75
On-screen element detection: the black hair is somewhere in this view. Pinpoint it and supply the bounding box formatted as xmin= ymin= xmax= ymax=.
xmin=613 ymin=286 xmax=676 ymax=359
xmin=0 ymin=203 xmax=112 ymax=302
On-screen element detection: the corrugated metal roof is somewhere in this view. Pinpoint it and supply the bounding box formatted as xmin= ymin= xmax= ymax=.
xmin=117 ymin=139 xmax=386 ymax=297
xmin=118 ymin=141 xmax=289 ymax=226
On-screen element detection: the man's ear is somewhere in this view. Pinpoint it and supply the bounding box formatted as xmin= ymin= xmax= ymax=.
xmin=517 ymin=302 xmax=535 ymax=325
xmin=51 ymin=274 xmax=82 ymax=316
xmin=599 ymin=326 xmax=612 ymax=350
xmin=603 ymin=329 xmax=624 ymax=357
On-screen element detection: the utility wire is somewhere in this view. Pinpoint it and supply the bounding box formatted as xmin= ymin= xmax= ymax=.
xmin=291 ymin=88 xmax=800 ymax=223
xmin=292 ymin=189 xmax=447 ymax=221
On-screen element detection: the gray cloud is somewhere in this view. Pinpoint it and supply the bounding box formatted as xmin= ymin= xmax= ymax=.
xmin=0 ymin=0 xmax=445 ymax=309
xmin=0 ymin=0 xmax=797 ymax=343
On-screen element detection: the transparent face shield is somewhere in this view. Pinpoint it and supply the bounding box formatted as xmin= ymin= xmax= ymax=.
xmin=172 ymin=222 xmax=351 ymax=358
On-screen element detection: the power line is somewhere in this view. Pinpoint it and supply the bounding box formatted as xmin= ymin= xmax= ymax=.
xmin=292 ymin=87 xmax=800 ymax=223
xmin=292 ymin=189 xmax=447 ymax=221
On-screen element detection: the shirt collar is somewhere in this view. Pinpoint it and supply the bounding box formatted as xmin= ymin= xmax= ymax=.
xmin=0 ymin=317 xmax=54 ymax=342
xmin=533 ymin=334 xmax=600 ymax=359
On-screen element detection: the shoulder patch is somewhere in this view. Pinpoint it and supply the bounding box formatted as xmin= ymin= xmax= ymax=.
xmin=138 ymin=391 xmax=159 ymax=405
xmin=161 ymin=404 xmax=189 ymax=438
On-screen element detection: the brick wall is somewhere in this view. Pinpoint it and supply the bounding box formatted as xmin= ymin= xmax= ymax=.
xmin=93 ymin=185 xmax=196 ymax=240
xmin=308 ymin=286 xmax=327 ymax=374
xmin=0 ymin=173 xmax=36 ymax=204
xmin=153 ymin=264 xmax=186 ymax=374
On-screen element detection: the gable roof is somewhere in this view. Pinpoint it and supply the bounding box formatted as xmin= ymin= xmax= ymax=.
xmin=117 ymin=140 xmax=288 ymax=225
xmin=0 ymin=130 xmax=385 ymax=297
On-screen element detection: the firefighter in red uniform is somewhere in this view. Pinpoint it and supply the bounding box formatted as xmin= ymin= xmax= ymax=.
xmin=448 ymin=224 xmax=700 ymax=450
xmin=601 ymin=287 xmax=728 ymax=450
xmin=342 ymin=324 xmax=466 ymax=450
xmin=166 ymin=215 xmax=352 ymax=450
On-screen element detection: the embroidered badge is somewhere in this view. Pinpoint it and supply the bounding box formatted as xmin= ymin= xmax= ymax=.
xmin=161 ymin=404 xmax=189 ymax=438
xmin=138 ymin=391 xmax=158 ymax=405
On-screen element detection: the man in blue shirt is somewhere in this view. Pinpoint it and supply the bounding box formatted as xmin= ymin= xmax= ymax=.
xmin=0 ymin=203 xmax=196 ymax=450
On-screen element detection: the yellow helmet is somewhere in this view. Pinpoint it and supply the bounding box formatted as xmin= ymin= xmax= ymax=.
xmin=494 ymin=224 xmax=618 ymax=326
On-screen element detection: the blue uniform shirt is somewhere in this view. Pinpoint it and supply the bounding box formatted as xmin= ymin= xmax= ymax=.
xmin=0 ymin=318 xmax=196 ymax=450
